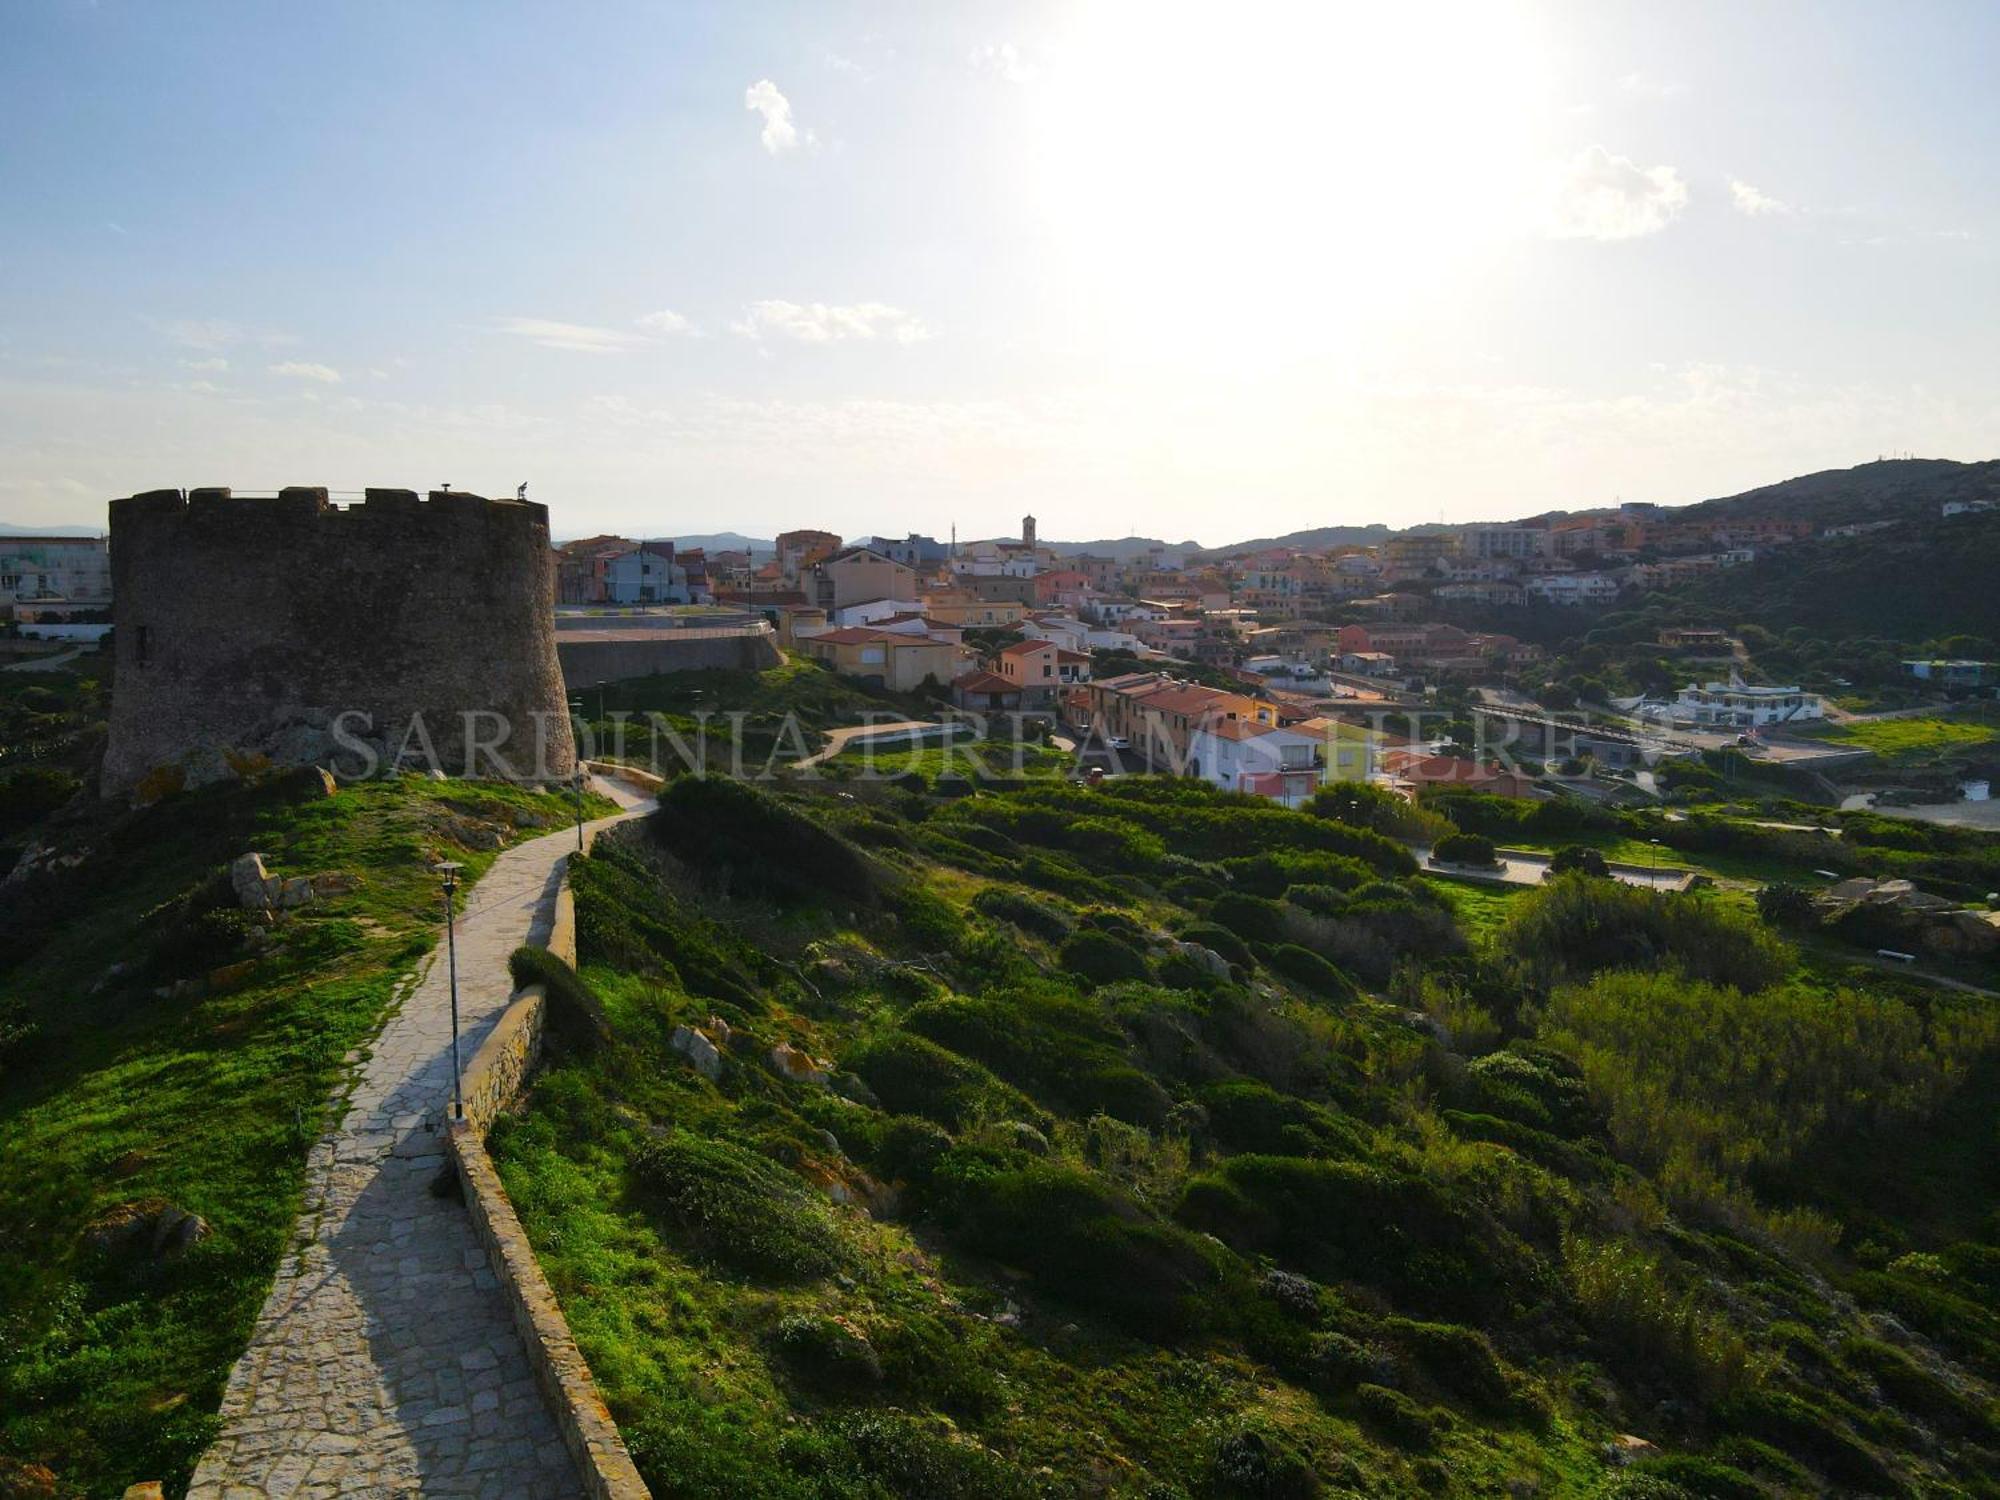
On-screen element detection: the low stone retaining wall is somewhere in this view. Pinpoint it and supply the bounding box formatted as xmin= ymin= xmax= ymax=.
xmin=447 ymin=849 xmax=651 ymax=1498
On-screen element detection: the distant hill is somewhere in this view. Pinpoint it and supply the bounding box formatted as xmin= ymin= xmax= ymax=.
xmin=1197 ymin=522 xmax=1393 ymax=557
xmin=1044 ymin=535 xmax=1205 ymax=562
xmin=662 ymin=532 xmax=773 ymax=555
xmin=1677 ymin=457 xmax=2000 ymax=525
xmin=0 ymin=522 xmax=102 ymax=537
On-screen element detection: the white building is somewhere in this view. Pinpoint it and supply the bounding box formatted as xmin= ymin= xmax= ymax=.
xmin=1668 ymin=680 xmax=1825 ymax=728
xmin=1456 ymin=524 xmax=1552 ymax=561
xmin=1524 ymin=571 xmax=1622 ymax=607
xmin=0 ymin=535 xmax=111 ymax=606
xmin=1186 ymin=719 xmax=1324 ymax=807
xmin=604 ymin=546 xmax=700 ymax=604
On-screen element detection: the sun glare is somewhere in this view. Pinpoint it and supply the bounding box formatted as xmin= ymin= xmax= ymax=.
xmin=1027 ymin=1 xmax=1553 ymax=367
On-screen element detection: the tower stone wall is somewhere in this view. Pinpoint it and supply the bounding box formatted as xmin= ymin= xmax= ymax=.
xmin=102 ymin=486 xmax=576 ymax=795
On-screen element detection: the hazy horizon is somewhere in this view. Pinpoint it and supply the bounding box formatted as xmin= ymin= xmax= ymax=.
xmin=5 ymin=1 xmax=1998 ymax=539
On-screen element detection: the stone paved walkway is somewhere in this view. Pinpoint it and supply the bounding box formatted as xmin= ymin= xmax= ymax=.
xmin=188 ymin=779 xmax=650 ymax=1499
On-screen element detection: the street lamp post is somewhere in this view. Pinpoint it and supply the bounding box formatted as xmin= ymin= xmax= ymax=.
xmin=569 ymin=697 xmax=588 ymax=851
xmin=1649 ymin=837 xmax=1662 ymax=883
xmin=436 ymin=861 xmax=466 ymax=1120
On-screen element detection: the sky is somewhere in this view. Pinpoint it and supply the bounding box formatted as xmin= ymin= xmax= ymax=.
xmin=2 ymin=0 xmax=1997 ymax=545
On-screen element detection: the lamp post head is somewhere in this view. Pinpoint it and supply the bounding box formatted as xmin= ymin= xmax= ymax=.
xmin=435 ymin=858 xmax=464 ymax=893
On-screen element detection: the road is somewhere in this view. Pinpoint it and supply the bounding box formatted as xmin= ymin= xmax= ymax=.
xmin=793 ymin=718 xmax=966 ymax=768
xmin=187 ymin=773 xmax=651 ymax=1500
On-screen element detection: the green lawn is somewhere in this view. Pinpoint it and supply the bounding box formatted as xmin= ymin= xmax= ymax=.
xmin=819 ymin=739 xmax=1077 ymax=782
xmin=0 ymin=772 xmax=606 ymax=1494
xmin=1822 ymin=710 xmax=2000 ymax=760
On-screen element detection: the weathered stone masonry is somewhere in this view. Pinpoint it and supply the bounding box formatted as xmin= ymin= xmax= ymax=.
xmin=103 ymin=486 xmax=576 ymax=795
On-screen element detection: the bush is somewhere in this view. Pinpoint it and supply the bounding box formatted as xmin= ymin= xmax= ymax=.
xmin=894 ymin=885 xmax=966 ymax=950
xmin=772 ymin=1313 xmax=882 ymax=1393
xmin=947 ymin=1163 xmax=1225 ymax=1334
xmin=1755 ymin=882 xmax=1819 ymax=930
xmin=1433 ymin=831 xmax=1498 ymax=868
xmin=1177 ymin=922 xmax=1254 ymax=972
xmin=1353 ymin=1383 xmax=1438 ymax=1450
xmin=819 ymin=1413 xmax=1037 ymax=1500
xmin=1265 ymin=945 xmax=1359 ymax=1003
xmin=843 ymin=1032 xmax=1033 ymax=1129
xmin=1059 ymin=930 xmax=1151 ymax=988
xmin=507 ymin=945 xmax=609 ymax=1054
xmin=1196 ymin=1079 xmax=1363 ymax=1159
xmin=970 ymin=886 xmax=1071 ymax=942
xmin=1500 ymin=873 xmax=1793 ymax=992
xmin=652 ymin=777 xmax=879 ymax=907
xmin=1385 ymin=1318 xmax=1509 ymax=1408
xmin=1210 ymin=893 xmax=1288 ymax=945
xmin=1220 ymin=849 xmax=1373 ymax=898
xmin=633 ymin=1130 xmax=848 ymax=1281
xmin=1208 ymin=1423 xmax=1323 ymax=1499
xmin=1548 ymin=844 xmax=1609 ymax=878
xmin=1179 ymin=1155 xmax=1516 ymax=1313
xmin=0 ymin=766 xmax=79 ymax=835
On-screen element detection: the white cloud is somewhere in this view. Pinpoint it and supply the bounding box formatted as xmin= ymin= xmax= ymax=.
xmin=144 ymin=315 xmax=298 ymax=352
xmin=494 ymin=317 xmax=651 ymax=353
xmin=970 ymin=42 xmax=1037 ymax=84
xmin=180 ymin=357 xmax=229 ymax=373
xmin=1546 ymin=145 xmax=1689 ymax=241
xmin=745 ymin=79 xmax=801 ymax=154
xmin=267 ymin=361 xmax=342 ymax=384
xmin=635 ymin=308 xmax=697 ymax=337
xmin=1729 ymin=178 xmax=1793 ymax=217
xmin=731 ymin=300 xmax=929 ymax=344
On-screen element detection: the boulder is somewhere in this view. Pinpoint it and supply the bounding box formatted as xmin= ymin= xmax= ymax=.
xmin=770 ymin=1041 xmax=831 ymax=1085
xmin=124 ymin=1485 xmax=165 ymax=1500
xmin=1604 ymin=1435 xmax=1659 ymax=1466
xmin=83 ymin=1200 xmax=211 ymax=1259
xmin=670 ymin=1025 xmax=724 ymax=1080
xmin=230 ymin=853 xmax=277 ymax=910
xmin=1173 ymin=941 xmax=1232 ymax=979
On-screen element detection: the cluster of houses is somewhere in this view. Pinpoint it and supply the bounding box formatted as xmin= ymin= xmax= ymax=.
xmin=0 ymin=533 xmax=113 ymax=641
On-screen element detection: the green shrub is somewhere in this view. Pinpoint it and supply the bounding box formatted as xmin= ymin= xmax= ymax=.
xmin=970 ymin=886 xmax=1071 ymax=942
xmin=772 ymin=1313 xmax=882 ymax=1393
xmin=868 ymin=1120 xmax=952 ymax=1184
xmin=1840 ymin=1335 xmax=1998 ymax=1441
xmin=1177 ymin=922 xmax=1254 ymax=972
xmin=632 ymin=1130 xmax=848 ymax=1281
xmin=1059 ymin=930 xmax=1151 ymax=988
xmin=1500 ymin=873 xmax=1793 ymax=991
xmin=894 ymin=885 xmax=966 ymax=950
xmin=843 ymin=1033 xmax=1031 ymax=1129
xmin=905 ymin=992 xmax=1169 ymax=1127
xmin=1433 ymin=831 xmax=1498 ymax=867
xmin=1548 ymin=844 xmax=1609 ymax=877
xmin=0 ymin=766 xmax=79 ymax=835
xmin=1715 ymin=1389 xmax=1900 ymax=1494
xmin=652 ymin=777 xmax=879 ymax=907
xmin=820 ymin=1412 xmax=1037 ymax=1500
xmin=1631 ymin=1455 xmax=1769 ymax=1500
xmin=1210 ymin=893 xmax=1288 ymax=945
xmin=1179 ymin=1155 xmax=1512 ymax=1313
xmin=1196 ymin=1080 xmax=1362 ymax=1159
xmin=1457 ymin=1049 xmax=1598 ymax=1138
xmin=1353 ymin=1383 xmax=1438 ymax=1450
xmin=1385 ymin=1318 xmax=1509 ymax=1408
xmin=1755 ymin=882 xmax=1818 ymax=930
xmin=507 ymin=945 xmax=609 ymax=1054
xmin=1220 ymin=849 xmax=1373 ymax=898
xmin=1265 ymin=945 xmax=1359 ymax=1003
xmin=948 ymin=1163 xmax=1224 ymax=1334
xmin=1207 ymin=1422 xmax=1323 ymax=1499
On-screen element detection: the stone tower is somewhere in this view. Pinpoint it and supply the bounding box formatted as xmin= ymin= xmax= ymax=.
xmin=1022 ymin=514 xmax=1037 ymax=550
xmin=102 ymin=486 xmax=576 ymax=796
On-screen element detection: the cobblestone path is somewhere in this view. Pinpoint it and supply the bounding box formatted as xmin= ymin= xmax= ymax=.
xmin=188 ymin=780 xmax=649 ymax=1498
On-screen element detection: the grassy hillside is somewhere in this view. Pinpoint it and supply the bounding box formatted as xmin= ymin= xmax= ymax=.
xmin=0 ymin=771 xmax=608 ymax=1495
xmin=492 ymin=773 xmax=2000 ymax=1499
